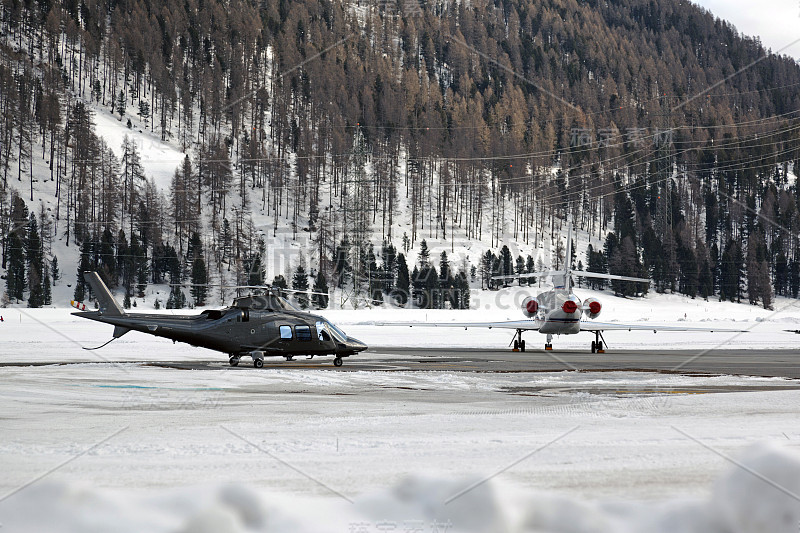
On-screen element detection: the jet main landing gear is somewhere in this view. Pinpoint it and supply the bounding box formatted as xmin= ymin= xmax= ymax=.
xmin=590 ymin=331 xmax=606 ymax=353
xmin=511 ymin=329 xmax=526 ymax=352
xmin=333 ymin=357 xmax=343 ymax=367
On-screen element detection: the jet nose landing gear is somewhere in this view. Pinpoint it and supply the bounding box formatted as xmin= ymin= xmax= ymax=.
xmin=545 ymin=334 xmax=553 ymax=350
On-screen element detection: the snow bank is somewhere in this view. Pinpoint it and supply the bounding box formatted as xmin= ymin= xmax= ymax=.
xmin=2 ymin=443 xmax=798 ymax=533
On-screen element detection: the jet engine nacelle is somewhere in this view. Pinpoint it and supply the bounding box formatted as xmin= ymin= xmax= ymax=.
xmin=522 ymin=296 xmax=540 ymax=318
xmin=583 ymin=297 xmax=602 ymax=319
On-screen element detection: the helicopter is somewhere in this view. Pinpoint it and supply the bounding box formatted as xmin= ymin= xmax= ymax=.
xmin=72 ymin=272 xmax=367 ymax=367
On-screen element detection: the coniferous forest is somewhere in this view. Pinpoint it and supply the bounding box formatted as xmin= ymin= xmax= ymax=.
xmin=2 ymin=0 xmax=800 ymax=309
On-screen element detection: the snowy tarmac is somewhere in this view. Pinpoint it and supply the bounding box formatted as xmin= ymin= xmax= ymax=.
xmin=2 ymin=309 xmax=800 ymax=531
xmin=119 ymin=347 xmax=800 ymax=380
xmin=5 ymin=345 xmax=798 ymax=381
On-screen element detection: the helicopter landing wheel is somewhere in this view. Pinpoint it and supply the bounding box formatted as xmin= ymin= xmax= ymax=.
xmin=229 ymin=357 xmax=239 ymax=367
xmin=333 ymin=357 xmax=343 ymax=367
xmin=253 ymin=358 xmax=264 ymax=368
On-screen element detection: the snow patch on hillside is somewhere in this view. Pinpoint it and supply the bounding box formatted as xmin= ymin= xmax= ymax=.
xmin=92 ymin=109 xmax=186 ymax=189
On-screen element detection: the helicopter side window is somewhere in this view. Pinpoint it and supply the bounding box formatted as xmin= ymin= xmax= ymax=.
xmin=279 ymin=325 xmax=293 ymax=339
xmin=295 ymin=325 xmax=312 ymax=341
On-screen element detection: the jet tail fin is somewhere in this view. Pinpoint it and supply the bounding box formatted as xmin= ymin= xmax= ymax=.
xmin=83 ymin=271 xmax=126 ymax=317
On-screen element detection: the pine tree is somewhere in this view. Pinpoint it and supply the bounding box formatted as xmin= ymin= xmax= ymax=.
xmin=42 ymin=269 xmax=52 ymax=306
xmin=427 ymin=265 xmax=440 ymax=309
xmin=515 ymin=255 xmax=525 ymax=285
xmin=291 ymin=263 xmax=310 ymax=309
xmin=116 ymin=90 xmax=126 ymax=118
xmin=454 ymin=271 xmax=471 ymax=309
xmin=187 ymin=232 xmax=207 ymax=305
xmin=26 ymin=215 xmax=44 ymax=308
xmin=128 ymin=234 xmax=147 ymax=298
xmin=720 ymin=239 xmax=743 ymax=303
xmin=480 ymin=250 xmax=494 ymax=289
xmin=6 ymin=232 xmax=25 ymax=302
xmin=361 ymin=244 xmax=380 ymax=305
xmin=117 ymin=230 xmax=131 ymax=293
xmin=411 ymin=265 xmax=422 ymax=307
xmin=74 ymin=241 xmax=94 ymax=302
xmin=381 ymin=242 xmax=397 ymax=294
xmin=418 ymin=239 xmax=430 ymax=267
xmin=191 ymin=256 xmax=207 ymax=306
xmin=439 ymin=251 xmax=453 ymax=308
xmin=525 ymin=255 xmax=535 ymax=286
xmin=51 ymin=255 xmax=59 ymax=285
xmin=312 ymin=271 xmax=329 ymax=309
xmin=499 ymin=246 xmax=513 ymax=279
xmin=334 ymin=237 xmax=351 ymax=289
xmin=221 ymin=219 xmax=233 ymax=263
xmin=164 ymin=245 xmax=185 ymax=309
xmin=99 ymin=228 xmax=116 ymax=286
xmin=138 ymin=99 xmax=150 ymax=127
xmin=790 ymin=260 xmax=800 ymax=298
xmin=395 ymin=253 xmax=410 ymax=306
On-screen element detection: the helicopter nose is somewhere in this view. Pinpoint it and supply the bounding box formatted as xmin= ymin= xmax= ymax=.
xmin=347 ymin=337 xmax=368 ymax=352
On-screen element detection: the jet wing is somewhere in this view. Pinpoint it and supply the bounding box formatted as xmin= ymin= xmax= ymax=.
xmin=371 ymin=320 xmax=541 ymax=331
xmin=579 ymin=321 xmax=749 ymax=333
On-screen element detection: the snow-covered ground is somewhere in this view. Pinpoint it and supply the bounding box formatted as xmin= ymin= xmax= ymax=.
xmin=0 ymin=360 xmax=799 ymax=532
xmin=1 ymin=301 xmax=800 ymax=531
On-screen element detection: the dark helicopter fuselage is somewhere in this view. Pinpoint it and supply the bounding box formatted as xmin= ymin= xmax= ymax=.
xmin=74 ymin=272 xmax=367 ymax=367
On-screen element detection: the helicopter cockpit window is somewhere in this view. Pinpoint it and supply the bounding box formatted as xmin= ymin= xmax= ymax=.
xmin=315 ymin=321 xmax=331 ymax=342
xmin=279 ymin=325 xmax=293 ymax=339
xmin=323 ymin=321 xmax=348 ymax=343
xmin=295 ymin=325 xmax=312 ymax=341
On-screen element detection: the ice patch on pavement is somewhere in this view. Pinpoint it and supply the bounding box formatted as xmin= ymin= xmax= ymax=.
xmin=2 ymin=443 xmax=798 ymax=533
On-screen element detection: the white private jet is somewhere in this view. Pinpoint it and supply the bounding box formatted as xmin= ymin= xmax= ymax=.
xmin=393 ymin=222 xmax=746 ymax=352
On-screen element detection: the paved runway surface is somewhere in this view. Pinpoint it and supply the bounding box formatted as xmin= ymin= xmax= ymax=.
xmin=1 ymin=348 xmax=798 ymax=397
xmin=0 ymin=346 xmax=788 ymax=378
xmin=130 ymin=347 xmax=799 ymax=378
xmin=2 ymin=347 xmax=798 ymax=375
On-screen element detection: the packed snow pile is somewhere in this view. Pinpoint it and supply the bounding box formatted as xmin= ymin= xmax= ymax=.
xmin=2 ymin=442 xmax=798 ymax=533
